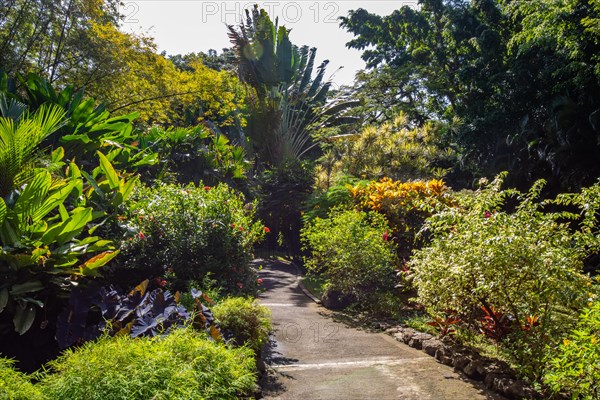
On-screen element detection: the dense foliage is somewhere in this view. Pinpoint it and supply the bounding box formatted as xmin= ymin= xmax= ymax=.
xmin=114 ymin=183 xmax=264 ymax=292
xmin=409 ymin=174 xmax=600 ymax=378
xmin=341 ymin=0 xmax=600 ymax=191
xmin=544 ymin=298 xmax=600 ymax=399
xmin=40 ymin=328 xmax=257 ymax=400
xmin=350 ymin=177 xmax=450 ymax=260
xmin=0 ymin=358 xmax=44 ymax=399
xmin=212 ymin=297 xmax=272 ymax=353
xmin=301 ymin=209 xmax=398 ymax=309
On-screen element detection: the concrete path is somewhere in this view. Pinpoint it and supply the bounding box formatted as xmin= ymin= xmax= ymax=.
xmin=256 ymin=259 xmax=506 ymax=400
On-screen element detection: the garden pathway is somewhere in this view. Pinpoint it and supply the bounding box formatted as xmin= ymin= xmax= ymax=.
xmin=256 ymin=258 xmax=506 ymax=400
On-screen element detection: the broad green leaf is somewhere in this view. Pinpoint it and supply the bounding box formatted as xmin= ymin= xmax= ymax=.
xmin=10 ymin=281 xmax=44 ymax=295
xmin=54 ymin=208 xmax=93 ymax=246
xmin=81 ymin=170 xmax=105 ymax=198
xmin=97 ymin=151 xmax=119 ymax=189
xmin=0 ymin=219 xmax=19 ymax=246
xmin=51 ymin=147 xmax=65 ymax=163
xmin=58 ymin=203 xmax=69 ymax=222
xmin=68 ymin=162 xmax=81 ymax=179
xmin=32 ymin=180 xmax=76 ymax=222
xmin=0 ymin=288 xmax=8 ymax=313
xmin=13 ymin=303 xmax=36 ymax=335
xmin=79 ymin=250 xmax=119 ymax=274
xmin=119 ymin=176 xmax=138 ymax=201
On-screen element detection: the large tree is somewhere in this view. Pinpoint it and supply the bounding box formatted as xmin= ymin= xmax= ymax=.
xmin=341 ymin=0 xmax=600 ymax=190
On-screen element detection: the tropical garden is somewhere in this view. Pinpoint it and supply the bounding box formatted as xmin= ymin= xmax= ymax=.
xmin=0 ymin=0 xmax=599 ymax=399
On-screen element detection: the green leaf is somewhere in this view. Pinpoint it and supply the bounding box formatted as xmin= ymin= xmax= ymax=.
xmin=13 ymin=171 xmax=51 ymax=218
xmin=79 ymin=250 xmax=119 ymax=276
xmin=54 ymin=208 xmax=93 ymax=246
xmin=0 ymin=198 xmax=6 ymax=225
xmin=32 ymin=180 xmax=76 ymax=222
xmin=81 ymin=170 xmax=105 ymax=198
xmin=0 ymin=288 xmax=8 ymax=313
xmin=10 ymin=281 xmax=44 ymax=295
xmin=97 ymin=151 xmax=119 ymax=189
xmin=119 ymin=176 xmax=138 ymax=202
xmin=13 ymin=303 xmax=36 ymax=335
xmin=51 ymin=147 xmax=65 ymax=163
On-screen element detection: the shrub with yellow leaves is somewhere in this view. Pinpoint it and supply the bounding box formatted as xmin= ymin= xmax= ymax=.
xmin=349 ymin=177 xmax=452 ymax=260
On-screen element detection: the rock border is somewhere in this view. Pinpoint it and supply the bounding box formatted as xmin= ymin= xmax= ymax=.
xmin=377 ymin=324 xmax=543 ymax=400
xmin=287 ymin=259 xmax=543 ymax=400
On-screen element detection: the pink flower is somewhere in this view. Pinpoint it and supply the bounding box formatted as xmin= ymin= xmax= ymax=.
xmin=382 ymin=230 xmax=389 ymax=241
xmin=236 ymin=282 xmax=244 ymax=289
xmin=484 ymin=211 xmax=492 ymax=219
xmin=257 ymin=278 xmax=263 ymax=284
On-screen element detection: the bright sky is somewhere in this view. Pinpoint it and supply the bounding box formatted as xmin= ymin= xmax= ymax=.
xmin=120 ymin=1 xmax=418 ymax=87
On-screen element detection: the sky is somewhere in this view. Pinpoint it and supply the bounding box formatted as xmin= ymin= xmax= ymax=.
xmin=120 ymin=1 xmax=418 ymax=87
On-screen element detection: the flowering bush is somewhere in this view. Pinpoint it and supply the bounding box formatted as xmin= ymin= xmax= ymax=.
xmin=349 ymin=177 xmax=451 ymax=260
xmin=544 ymin=298 xmax=600 ymax=399
xmin=301 ymin=208 xmax=398 ymax=308
xmin=409 ymin=173 xmax=599 ymax=379
xmin=109 ymin=183 xmax=265 ymax=293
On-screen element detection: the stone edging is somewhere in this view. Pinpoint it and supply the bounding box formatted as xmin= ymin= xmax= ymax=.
xmin=287 ymin=260 xmax=542 ymax=399
xmin=378 ymin=325 xmax=542 ymax=400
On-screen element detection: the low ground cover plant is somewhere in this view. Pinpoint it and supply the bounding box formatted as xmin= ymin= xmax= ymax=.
xmin=0 ymin=357 xmax=44 ymax=399
xmin=40 ymin=327 xmax=257 ymax=400
xmin=212 ymin=297 xmax=272 ymax=353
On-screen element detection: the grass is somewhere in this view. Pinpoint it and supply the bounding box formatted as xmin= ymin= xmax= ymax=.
xmin=39 ymin=327 xmax=257 ymax=400
xmin=0 ymin=358 xmax=45 ymax=400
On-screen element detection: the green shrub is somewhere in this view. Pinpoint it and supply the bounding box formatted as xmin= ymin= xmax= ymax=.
xmin=544 ymin=298 xmax=600 ymax=400
xmin=409 ymin=174 xmax=598 ymax=379
xmin=212 ymin=297 xmax=272 ymax=352
xmin=0 ymin=358 xmax=45 ymax=400
xmin=40 ymin=328 xmax=257 ymax=400
xmin=301 ymin=208 xmax=398 ymax=306
xmin=113 ymin=182 xmax=265 ymax=292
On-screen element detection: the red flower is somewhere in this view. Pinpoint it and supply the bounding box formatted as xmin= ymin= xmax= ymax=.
xmin=236 ymin=282 xmax=244 ymax=289
xmin=484 ymin=210 xmax=492 ymax=218
xmin=155 ymin=277 xmax=167 ymax=288
xmin=257 ymin=278 xmax=263 ymax=284
xmin=263 ymin=227 xmax=270 ymax=233
xmin=138 ymin=232 xmax=146 ymax=240
xmin=238 ymin=226 xmax=244 ymax=231
xmin=231 ymin=223 xmax=236 ymax=228
xmin=204 ymin=186 xmax=211 ymax=190
xmin=382 ymin=230 xmax=389 ymax=241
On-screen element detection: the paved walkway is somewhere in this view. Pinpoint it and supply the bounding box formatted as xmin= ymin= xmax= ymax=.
xmin=256 ymin=259 xmax=506 ymax=400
